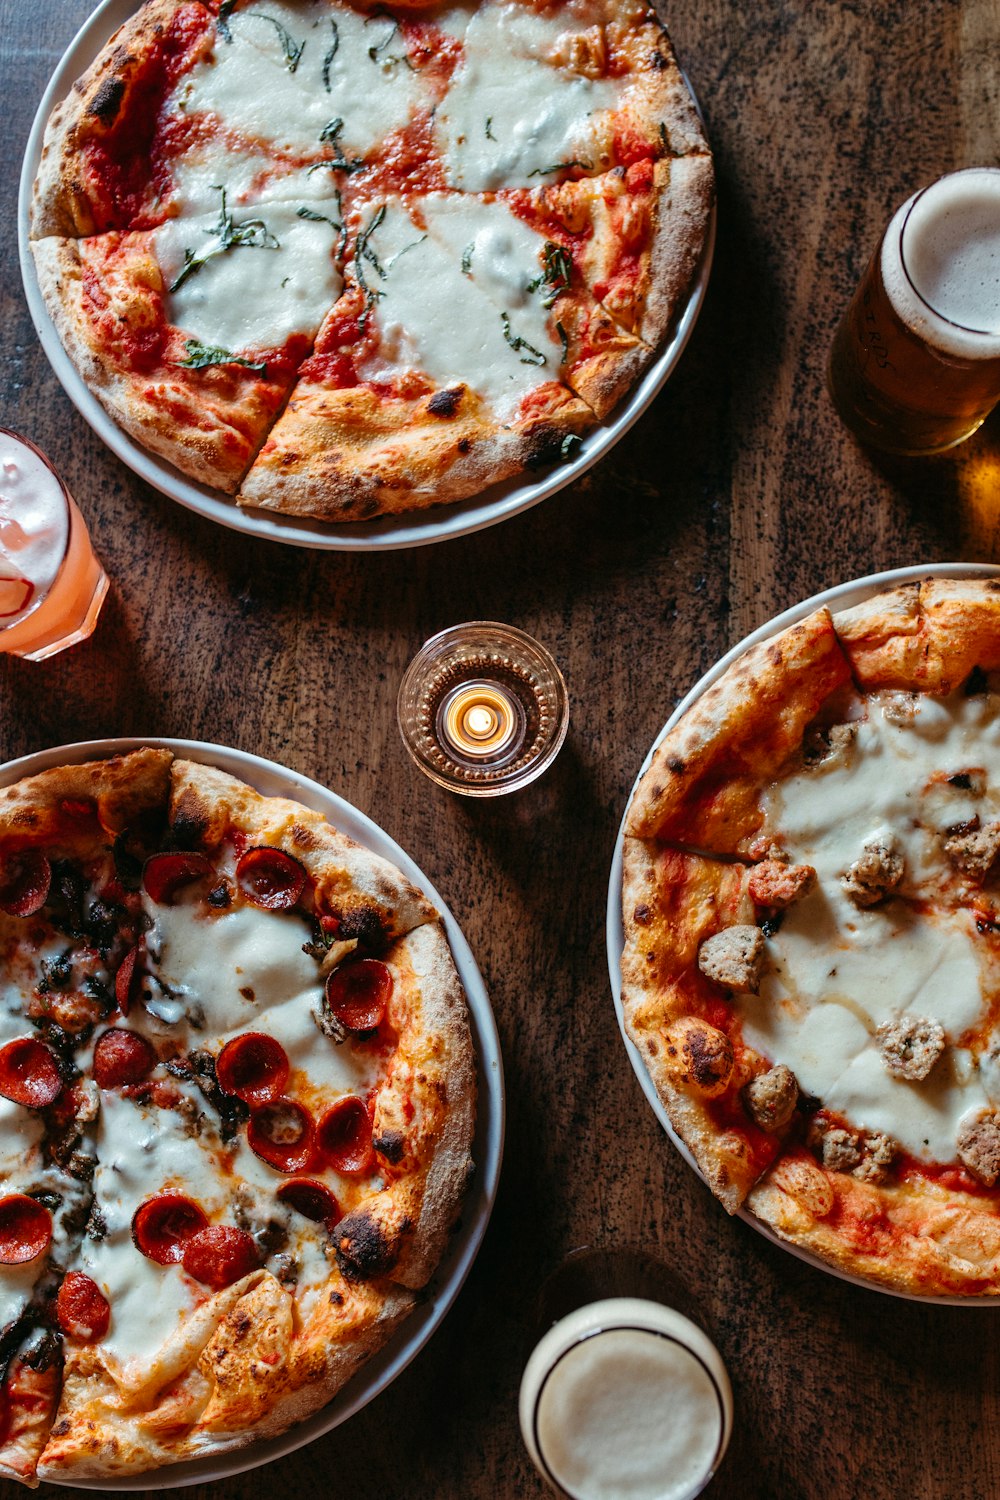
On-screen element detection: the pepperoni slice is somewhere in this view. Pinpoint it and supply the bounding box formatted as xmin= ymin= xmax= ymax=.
xmin=0 ymin=1038 xmax=63 ymax=1109
xmin=93 ymin=1029 xmax=157 ymax=1089
xmin=276 ymin=1178 xmax=340 ymax=1228
xmin=317 ymin=1097 xmax=374 ymax=1176
xmin=132 ymin=1194 xmax=209 ymax=1265
xmin=115 ymin=946 xmax=143 ymax=1017
xmin=324 ymin=959 xmax=392 ymax=1033
xmin=143 ymin=851 xmax=214 ymax=905
xmin=236 ymin=847 xmax=307 ymax=910
xmin=247 ymin=1099 xmax=316 ymax=1174
xmin=181 ymin=1226 xmax=260 ymax=1290
xmin=0 ymin=1195 xmax=52 ymax=1264
xmin=56 ymin=1271 xmax=110 ymax=1342
xmin=0 ymin=850 xmax=51 ymax=918
xmin=216 ymin=1033 xmax=289 ymax=1107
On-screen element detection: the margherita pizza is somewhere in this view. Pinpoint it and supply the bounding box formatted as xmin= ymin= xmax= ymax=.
xmin=0 ymin=749 xmax=475 ymax=1484
xmin=621 ymin=576 xmax=1000 ymax=1297
xmin=29 ymin=0 xmax=713 ymax=521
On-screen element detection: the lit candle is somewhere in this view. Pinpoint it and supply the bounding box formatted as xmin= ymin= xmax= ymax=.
xmin=440 ymin=682 xmax=521 ymax=759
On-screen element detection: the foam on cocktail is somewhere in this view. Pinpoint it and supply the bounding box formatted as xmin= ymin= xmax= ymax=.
xmin=0 ymin=436 xmax=69 ymax=623
xmin=884 ymin=167 xmax=1000 ymax=358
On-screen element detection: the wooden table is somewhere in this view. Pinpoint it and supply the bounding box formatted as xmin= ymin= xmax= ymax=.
xmin=2 ymin=1 xmax=1000 ymax=1496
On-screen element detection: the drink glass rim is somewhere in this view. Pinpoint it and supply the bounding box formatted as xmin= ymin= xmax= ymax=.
xmin=898 ymin=166 xmax=1000 ymax=340
xmin=529 ymin=1315 xmax=729 ymax=1500
xmin=0 ymin=428 xmax=75 ymax=631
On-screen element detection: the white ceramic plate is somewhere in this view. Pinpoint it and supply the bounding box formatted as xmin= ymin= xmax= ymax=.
xmin=0 ymin=738 xmax=505 ymax=1486
xmin=18 ymin=0 xmax=716 ymax=552
xmin=606 ymin=562 xmax=1000 ymax=1305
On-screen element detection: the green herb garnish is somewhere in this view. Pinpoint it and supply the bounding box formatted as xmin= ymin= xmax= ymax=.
xmin=169 ymin=187 xmax=280 ymax=293
xmin=485 ymin=117 xmax=496 ymax=141
xmin=556 ymin=320 xmax=569 ymax=364
xmin=364 ymin=13 xmax=413 ymax=69
xmin=216 ymin=7 xmax=305 ymax=69
xmin=311 ymin=118 xmax=366 ymax=176
xmin=526 ymin=159 xmax=592 ymax=178
xmin=322 ymin=19 xmax=340 ymax=89
xmin=176 ymin=339 xmax=267 ymax=373
xmin=500 ymin=311 xmax=547 ymax=367
xmin=354 ymin=204 xmax=388 ymax=330
xmin=527 ymin=241 xmax=572 ymax=307
xmin=461 ymin=241 xmax=475 ymax=276
xmin=560 ymin=433 xmax=582 ymax=458
xmin=298 ymin=198 xmax=347 ymax=258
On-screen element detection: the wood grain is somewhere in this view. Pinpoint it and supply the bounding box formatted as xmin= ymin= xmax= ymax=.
xmin=0 ymin=1 xmax=999 ymax=1496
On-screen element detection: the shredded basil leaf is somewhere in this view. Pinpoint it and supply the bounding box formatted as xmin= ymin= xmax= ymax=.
xmin=461 ymin=242 xmax=475 ymax=276
xmin=217 ymin=0 xmax=238 ymax=41
xmin=560 ymin=433 xmax=582 ymax=458
xmin=176 ymin=339 xmax=267 ymax=373
xmin=354 ymin=204 xmax=387 ymax=330
xmin=169 ymin=187 xmax=280 ymax=292
xmin=556 ymin=320 xmax=569 ymax=364
xmin=322 ymin=18 xmax=339 ymax=89
xmin=527 ymin=241 xmax=572 ymax=308
xmin=364 ymin=13 xmax=413 ymax=69
xmin=311 ymin=118 xmax=366 ymax=175
xmin=500 ymin=311 xmax=547 ymax=367
xmin=527 ymin=159 xmax=592 ymax=178
xmin=485 ymin=116 xmax=496 ymax=141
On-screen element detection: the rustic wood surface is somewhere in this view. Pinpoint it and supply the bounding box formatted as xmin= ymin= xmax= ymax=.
xmin=1 ymin=0 xmax=1000 ymax=1496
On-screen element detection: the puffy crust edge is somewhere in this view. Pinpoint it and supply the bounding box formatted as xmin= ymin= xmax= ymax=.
xmin=169 ymin=758 xmax=436 ymax=939
xmin=0 ymin=747 xmax=172 ymax=846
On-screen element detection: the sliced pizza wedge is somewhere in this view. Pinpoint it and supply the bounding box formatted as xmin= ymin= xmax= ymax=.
xmin=32 ymin=192 xmax=344 ymax=491
xmin=239 ymin=195 xmax=597 ymax=520
xmin=834 ymin=576 xmax=1000 ymax=694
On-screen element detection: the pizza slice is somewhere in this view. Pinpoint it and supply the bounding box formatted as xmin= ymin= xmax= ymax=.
xmin=31 ymin=192 xmax=343 ymax=491
xmin=833 ymin=576 xmax=1000 ymax=693
xmin=238 ymin=195 xmax=598 ymax=521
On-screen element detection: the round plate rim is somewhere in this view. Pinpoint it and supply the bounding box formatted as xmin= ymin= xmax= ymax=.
xmin=18 ymin=0 xmax=715 ymax=552
xmin=0 ymin=736 xmax=505 ymax=1486
xmin=606 ymin=561 xmax=1000 ymax=1306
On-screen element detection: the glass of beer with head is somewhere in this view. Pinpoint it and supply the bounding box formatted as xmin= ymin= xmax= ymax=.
xmin=828 ymin=167 xmax=1000 ymax=454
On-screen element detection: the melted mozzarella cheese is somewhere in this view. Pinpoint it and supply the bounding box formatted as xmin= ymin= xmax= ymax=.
xmin=174 ymin=0 xmax=429 ymax=163
xmin=435 ymin=2 xmax=616 ymax=190
xmin=743 ymin=689 xmax=1000 ymax=1160
xmin=358 ymin=200 xmax=560 ymax=418
xmin=420 ymin=193 xmax=551 ymax=314
xmin=144 ymin=895 xmax=323 ymax=1035
xmin=154 ymin=201 xmax=342 ymax=352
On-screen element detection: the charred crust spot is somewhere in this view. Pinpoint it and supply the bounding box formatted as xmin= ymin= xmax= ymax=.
xmin=336 ymin=905 xmax=387 ymax=949
xmin=633 ymin=903 xmax=652 ymax=926
xmin=457 ymin=438 xmax=471 ymax=454
xmin=524 ymin=431 xmax=567 ymax=470
xmin=373 ymin=1130 xmax=405 ymax=1164
xmin=52 ymin=1420 xmax=71 ymax=1438
xmin=948 ymin=772 xmax=975 ymax=790
xmin=964 ymin=666 xmax=989 ymax=696
xmin=666 ymin=757 xmax=685 ymax=775
xmin=427 ymin=387 xmax=463 ymax=417
xmin=650 ymin=49 xmax=669 ymax=69
xmin=329 ymin=1290 xmax=344 ymax=1306
xmin=89 ymin=76 xmax=125 ymax=123
xmin=334 ymin=1210 xmax=396 ymax=1283
xmin=686 ymin=1028 xmax=733 ymax=1089
xmin=207 ymin=882 xmax=232 ymax=908
xmin=170 ymin=799 xmax=209 ymax=849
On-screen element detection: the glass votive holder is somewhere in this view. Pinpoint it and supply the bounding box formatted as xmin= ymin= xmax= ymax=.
xmin=396 ymin=622 xmax=569 ymax=797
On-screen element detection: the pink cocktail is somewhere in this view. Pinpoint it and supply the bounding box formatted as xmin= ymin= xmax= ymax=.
xmin=0 ymin=432 xmax=108 ymax=661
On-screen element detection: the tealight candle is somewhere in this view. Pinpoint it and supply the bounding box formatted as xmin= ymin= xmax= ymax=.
xmin=397 ymin=623 xmax=568 ymax=797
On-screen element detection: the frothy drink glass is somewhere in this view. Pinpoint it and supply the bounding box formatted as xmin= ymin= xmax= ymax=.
xmin=519 ymin=1252 xmax=733 ymax=1500
xmin=0 ymin=433 xmax=108 ymax=660
xmin=827 ymin=166 xmax=1000 ymax=454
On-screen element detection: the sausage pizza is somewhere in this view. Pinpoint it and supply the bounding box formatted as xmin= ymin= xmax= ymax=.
xmin=621 ymin=577 xmax=1000 ymax=1297
xmin=0 ymin=749 xmax=475 ymax=1483
xmin=29 ymin=0 xmax=713 ymax=521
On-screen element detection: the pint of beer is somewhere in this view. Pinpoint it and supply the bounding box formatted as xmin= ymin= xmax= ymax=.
xmin=827 ymin=167 xmax=1000 ymax=454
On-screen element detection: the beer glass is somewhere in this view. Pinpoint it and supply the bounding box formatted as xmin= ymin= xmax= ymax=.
xmin=827 ymin=167 xmax=1000 ymax=454
xmin=518 ymin=1248 xmax=733 ymax=1500
xmin=0 ymin=432 xmax=109 ymax=661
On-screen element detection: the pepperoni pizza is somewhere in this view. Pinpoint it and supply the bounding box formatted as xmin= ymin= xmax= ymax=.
xmin=621 ymin=577 xmax=1000 ymax=1297
xmin=0 ymin=749 xmax=475 ymax=1483
xmin=29 ymin=0 xmax=713 ymax=521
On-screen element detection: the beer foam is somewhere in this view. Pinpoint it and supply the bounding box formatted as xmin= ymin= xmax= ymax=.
xmin=0 ymin=437 xmax=69 ymax=623
xmin=521 ymin=1300 xmax=731 ymax=1500
xmin=882 ymin=167 xmax=1000 ymax=360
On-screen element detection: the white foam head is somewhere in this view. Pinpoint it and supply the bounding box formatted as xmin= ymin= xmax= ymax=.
xmin=882 ymin=167 xmax=1000 ymax=359
xmin=519 ymin=1299 xmax=732 ymax=1500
